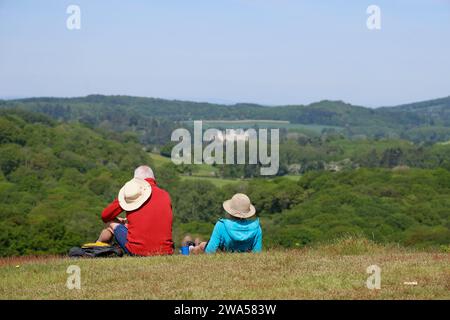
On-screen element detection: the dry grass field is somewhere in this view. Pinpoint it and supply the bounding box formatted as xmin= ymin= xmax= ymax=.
xmin=0 ymin=238 xmax=448 ymax=300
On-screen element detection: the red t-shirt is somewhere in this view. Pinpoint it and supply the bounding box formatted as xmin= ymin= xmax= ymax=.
xmin=101 ymin=178 xmax=174 ymax=256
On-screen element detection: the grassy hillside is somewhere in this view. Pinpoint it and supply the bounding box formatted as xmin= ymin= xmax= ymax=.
xmin=0 ymin=238 xmax=448 ymax=299
xmin=183 ymin=120 xmax=344 ymax=133
xmin=149 ymin=152 xmax=172 ymax=167
xmin=179 ymin=175 xmax=241 ymax=187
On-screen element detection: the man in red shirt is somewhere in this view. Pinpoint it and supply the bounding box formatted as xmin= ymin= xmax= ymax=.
xmin=97 ymin=165 xmax=174 ymax=256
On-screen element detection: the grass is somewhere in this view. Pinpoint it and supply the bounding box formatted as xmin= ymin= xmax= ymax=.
xmin=149 ymin=151 xmax=242 ymax=186
xmin=1 ymin=239 xmax=448 ymax=300
xmin=149 ymin=152 xmax=302 ymax=187
xmin=149 ymin=152 xmax=172 ymax=167
xmin=182 ymin=120 xmax=343 ymax=133
xmin=180 ymin=175 xmax=242 ymax=187
xmin=281 ymin=175 xmax=301 ymax=181
xmin=149 ymin=152 xmax=221 ymax=177
xmin=179 ymin=174 xmax=301 ymax=187
xmin=148 ymin=151 xmax=238 ymax=187
xmin=189 ymin=163 xmax=220 ymax=177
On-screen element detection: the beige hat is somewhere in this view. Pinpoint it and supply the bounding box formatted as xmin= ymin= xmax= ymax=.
xmin=118 ymin=178 xmax=152 ymax=211
xmin=223 ymin=193 xmax=256 ymax=219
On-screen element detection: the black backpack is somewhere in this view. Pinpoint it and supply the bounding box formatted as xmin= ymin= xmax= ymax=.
xmin=69 ymin=243 xmax=123 ymax=258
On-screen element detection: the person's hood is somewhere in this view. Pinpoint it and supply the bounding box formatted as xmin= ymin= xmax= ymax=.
xmin=221 ymin=218 xmax=260 ymax=242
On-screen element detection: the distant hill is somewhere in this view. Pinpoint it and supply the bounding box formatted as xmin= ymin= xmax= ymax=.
xmin=381 ymin=96 xmax=450 ymax=113
xmin=378 ymin=96 xmax=450 ymax=126
xmin=1 ymin=95 xmax=450 ymax=142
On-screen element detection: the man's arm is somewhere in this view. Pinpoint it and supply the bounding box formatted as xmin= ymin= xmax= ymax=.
xmin=101 ymin=198 xmax=123 ymax=223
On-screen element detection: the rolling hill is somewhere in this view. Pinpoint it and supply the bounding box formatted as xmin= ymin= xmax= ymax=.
xmin=1 ymin=95 xmax=450 ymax=143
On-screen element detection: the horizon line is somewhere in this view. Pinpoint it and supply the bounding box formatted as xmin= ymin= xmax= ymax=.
xmin=1 ymin=93 xmax=449 ymax=109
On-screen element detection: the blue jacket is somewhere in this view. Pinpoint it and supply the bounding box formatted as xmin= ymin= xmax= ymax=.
xmin=205 ymin=218 xmax=262 ymax=253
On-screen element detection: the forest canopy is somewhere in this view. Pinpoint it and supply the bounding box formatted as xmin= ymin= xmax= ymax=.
xmin=0 ymin=99 xmax=449 ymax=256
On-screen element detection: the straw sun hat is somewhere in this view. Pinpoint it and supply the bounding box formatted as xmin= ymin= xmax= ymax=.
xmin=223 ymin=193 xmax=256 ymax=219
xmin=118 ymin=178 xmax=152 ymax=211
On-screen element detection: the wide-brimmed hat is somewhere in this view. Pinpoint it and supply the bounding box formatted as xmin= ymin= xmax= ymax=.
xmin=118 ymin=178 xmax=152 ymax=211
xmin=223 ymin=193 xmax=256 ymax=219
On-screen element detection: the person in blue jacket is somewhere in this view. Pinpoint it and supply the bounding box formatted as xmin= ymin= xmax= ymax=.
xmin=189 ymin=193 xmax=262 ymax=254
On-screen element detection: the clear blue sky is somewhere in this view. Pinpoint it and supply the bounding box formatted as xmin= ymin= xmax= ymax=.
xmin=0 ymin=0 xmax=449 ymax=107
